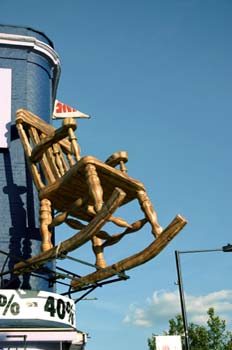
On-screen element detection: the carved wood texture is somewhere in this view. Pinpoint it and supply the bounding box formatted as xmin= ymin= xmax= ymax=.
xmin=14 ymin=109 xmax=187 ymax=291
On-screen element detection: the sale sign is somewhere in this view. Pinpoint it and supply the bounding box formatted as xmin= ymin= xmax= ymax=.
xmin=0 ymin=289 xmax=76 ymax=328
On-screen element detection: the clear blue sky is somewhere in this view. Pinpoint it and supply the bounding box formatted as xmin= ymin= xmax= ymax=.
xmin=1 ymin=1 xmax=232 ymax=349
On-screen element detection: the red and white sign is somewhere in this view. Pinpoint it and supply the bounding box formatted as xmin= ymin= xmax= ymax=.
xmin=53 ymin=99 xmax=90 ymax=119
xmin=156 ymin=335 xmax=182 ymax=350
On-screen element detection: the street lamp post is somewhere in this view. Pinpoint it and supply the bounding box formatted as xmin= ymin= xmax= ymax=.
xmin=175 ymin=244 xmax=232 ymax=350
xmin=175 ymin=250 xmax=190 ymax=350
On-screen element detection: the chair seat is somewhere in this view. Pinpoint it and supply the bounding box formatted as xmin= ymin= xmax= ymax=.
xmin=39 ymin=155 xmax=145 ymax=214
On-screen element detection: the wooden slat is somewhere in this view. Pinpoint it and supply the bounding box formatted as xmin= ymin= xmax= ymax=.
xmin=65 ymin=152 xmax=76 ymax=167
xmin=52 ymin=143 xmax=69 ymax=175
xmin=51 ymin=144 xmax=65 ymax=177
xmin=45 ymin=146 xmax=61 ymax=179
xmin=29 ymin=127 xmax=56 ymax=185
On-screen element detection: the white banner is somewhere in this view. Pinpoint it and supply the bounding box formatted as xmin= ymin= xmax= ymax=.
xmin=0 ymin=289 xmax=75 ymax=328
xmin=156 ymin=335 xmax=182 ymax=350
xmin=0 ymin=68 xmax=11 ymax=148
xmin=53 ymin=99 xmax=90 ymax=119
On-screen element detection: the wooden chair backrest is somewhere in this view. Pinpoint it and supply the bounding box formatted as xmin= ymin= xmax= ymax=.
xmin=16 ymin=109 xmax=80 ymax=191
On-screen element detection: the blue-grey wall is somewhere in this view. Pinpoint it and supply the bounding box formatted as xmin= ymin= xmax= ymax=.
xmin=0 ymin=25 xmax=61 ymax=291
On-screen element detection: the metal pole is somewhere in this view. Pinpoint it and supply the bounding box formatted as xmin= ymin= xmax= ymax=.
xmin=174 ymin=244 xmax=232 ymax=350
xmin=175 ymin=250 xmax=190 ymax=350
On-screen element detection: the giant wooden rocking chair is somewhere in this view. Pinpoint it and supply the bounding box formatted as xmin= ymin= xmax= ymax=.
xmin=14 ymin=109 xmax=187 ymax=291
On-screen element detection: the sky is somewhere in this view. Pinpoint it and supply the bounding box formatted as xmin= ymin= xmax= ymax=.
xmin=1 ymin=0 xmax=232 ymax=349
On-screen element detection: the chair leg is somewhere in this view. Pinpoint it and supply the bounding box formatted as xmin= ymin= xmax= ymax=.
xmin=137 ymin=190 xmax=162 ymax=237
xmin=92 ymin=236 xmax=107 ymax=268
xmin=85 ymin=163 xmax=106 ymax=267
xmin=85 ymin=164 xmax=103 ymax=212
xmin=40 ymin=198 xmax=53 ymax=252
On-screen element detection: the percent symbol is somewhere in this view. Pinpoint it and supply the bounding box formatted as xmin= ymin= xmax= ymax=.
xmin=66 ymin=301 xmax=74 ymax=324
xmin=0 ymin=293 xmax=20 ymax=316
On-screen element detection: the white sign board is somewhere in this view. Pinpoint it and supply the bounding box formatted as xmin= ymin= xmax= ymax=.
xmin=53 ymin=99 xmax=90 ymax=119
xmin=0 ymin=68 xmax=11 ymax=148
xmin=156 ymin=335 xmax=182 ymax=350
xmin=0 ymin=289 xmax=76 ymax=328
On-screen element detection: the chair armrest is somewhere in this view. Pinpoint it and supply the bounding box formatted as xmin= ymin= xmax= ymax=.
xmin=30 ymin=118 xmax=77 ymax=162
xmin=105 ymin=151 xmax=128 ymax=173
